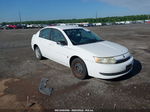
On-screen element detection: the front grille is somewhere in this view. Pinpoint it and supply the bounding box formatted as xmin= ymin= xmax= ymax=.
xmin=116 ymin=56 xmax=131 ymax=64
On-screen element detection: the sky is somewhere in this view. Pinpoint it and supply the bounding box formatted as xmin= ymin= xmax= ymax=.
xmin=0 ymin=0 xmax=150 ymax=22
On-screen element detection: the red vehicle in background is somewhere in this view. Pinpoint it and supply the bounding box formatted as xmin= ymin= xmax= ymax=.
xmin=7 ymin=25 xmax=17 ymax=29
xmin=145 ymin=21 xmax=150 ymax=24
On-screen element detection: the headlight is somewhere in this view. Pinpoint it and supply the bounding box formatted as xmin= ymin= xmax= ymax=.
xmin=94 ymin=57 xmax=116 ymax=64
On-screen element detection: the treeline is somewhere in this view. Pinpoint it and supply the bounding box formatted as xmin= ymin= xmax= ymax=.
xmin=1 ymin=14 xmax=150 ymax=25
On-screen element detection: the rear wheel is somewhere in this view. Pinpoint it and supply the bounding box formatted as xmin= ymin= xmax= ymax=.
xmin=71 ymin=58 xmax=88 ymax=79
xmin=35 ymin=46 xmax=43 ymax=60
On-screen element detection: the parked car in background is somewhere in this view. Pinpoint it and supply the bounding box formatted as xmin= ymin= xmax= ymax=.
xmin=31 ymin=26 xmax=134 ymax=79
xmin=0 ymin=25 xmax=3 ymax=29
xmin=8 ymin=25 xmax=17 ymax=29
xmin=145 ymin=20 xmax=150 ymax=24
xmin=26 ymin=24 xmax=34 ymax=29
xmin=16 ymin=24 xmax=27 ymax=29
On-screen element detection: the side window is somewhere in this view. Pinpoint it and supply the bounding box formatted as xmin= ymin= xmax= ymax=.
xmin=39 ymin=28 xmax=51 ymax=40
xmin=51 ymin=29 xmax=67 ymax=43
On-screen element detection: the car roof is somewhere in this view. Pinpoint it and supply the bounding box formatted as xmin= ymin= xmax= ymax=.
xmin=44 ymin=25 xmax=83 ymax=30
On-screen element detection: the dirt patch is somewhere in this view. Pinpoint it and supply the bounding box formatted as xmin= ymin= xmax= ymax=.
xmin=0 ymin=78 xmax=43 ymax=111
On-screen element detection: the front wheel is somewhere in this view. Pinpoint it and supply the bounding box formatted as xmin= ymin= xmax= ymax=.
xmin=71 ymin=58 xmax=88 ymax=80
xmin=35 ymin=47 xmax=43 ymax=60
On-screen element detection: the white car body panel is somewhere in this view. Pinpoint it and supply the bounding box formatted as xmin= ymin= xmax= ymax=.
xmin=31 ymin=26 xmax=134 ymax=79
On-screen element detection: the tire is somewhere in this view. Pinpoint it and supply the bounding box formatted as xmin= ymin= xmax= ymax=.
xmin=35 ymin=46 xmax=43 ymax=60
xmin=71 ymin=58 xmax=88 ymax=80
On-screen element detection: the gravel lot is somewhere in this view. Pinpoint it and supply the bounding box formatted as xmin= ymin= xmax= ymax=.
xmin=0 ymin=24 xmax=150 ymax=112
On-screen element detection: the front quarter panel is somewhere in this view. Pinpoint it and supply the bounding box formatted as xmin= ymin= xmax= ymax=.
xmin=68 ymin=46 xmax=95 ymax=67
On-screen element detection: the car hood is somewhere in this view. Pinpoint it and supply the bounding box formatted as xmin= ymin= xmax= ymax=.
xmin=77 ymin=41 xmax=128 ymax=57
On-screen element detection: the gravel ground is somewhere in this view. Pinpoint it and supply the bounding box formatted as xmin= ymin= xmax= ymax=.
xmin=0 ymin=24 xmax=150 ymax=112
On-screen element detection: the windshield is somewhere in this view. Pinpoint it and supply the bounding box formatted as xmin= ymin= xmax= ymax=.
xmin=64 ymin=29 xmax=103 ymax=45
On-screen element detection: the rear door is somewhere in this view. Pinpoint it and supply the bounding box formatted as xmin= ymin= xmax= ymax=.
xmin=37 ymin=28 xmax=52 ymax=58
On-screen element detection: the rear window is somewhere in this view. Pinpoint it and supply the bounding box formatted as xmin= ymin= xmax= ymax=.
xmin=39 ymin=28 xmax=51 ymax=40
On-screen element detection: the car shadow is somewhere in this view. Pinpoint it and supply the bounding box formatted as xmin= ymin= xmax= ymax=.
xmin=108 ymin=59 xmax=142 ymax=82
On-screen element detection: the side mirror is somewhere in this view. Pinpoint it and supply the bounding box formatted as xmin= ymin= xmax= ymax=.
xmin=57 ymin=41 xmax=67 ymax=46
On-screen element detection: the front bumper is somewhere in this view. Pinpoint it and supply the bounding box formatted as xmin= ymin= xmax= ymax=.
xmin=85 ymin=56 xmax=134 ymax=79
xmin=100 ymin=64 xmax=132 ymax=76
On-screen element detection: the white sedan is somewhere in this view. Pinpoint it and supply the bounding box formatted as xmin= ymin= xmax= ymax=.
xmin=31 ymin=26 xmax=134 ymax=79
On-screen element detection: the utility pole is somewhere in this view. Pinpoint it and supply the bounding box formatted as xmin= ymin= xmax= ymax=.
xmin=96 ymin=11 xmax=98 ymax=23
xmin=18 ymin=10 xmax=22 ymax=25
xmin=96 ymin=11 xmax=98 ymax=19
